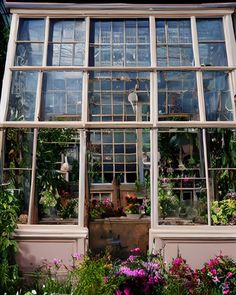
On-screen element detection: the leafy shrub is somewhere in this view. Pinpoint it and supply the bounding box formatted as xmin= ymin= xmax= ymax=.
xmin=0 ymin=187 xmax=20 ymax=293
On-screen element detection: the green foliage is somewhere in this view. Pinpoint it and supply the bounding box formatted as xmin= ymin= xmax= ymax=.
xmin=0 ymin=187 xmax=20 ymax=293
xmin=211 ymin=199 xmax=236 ymax=225
xmin=71 ymin=253 xmax=116 ymax=295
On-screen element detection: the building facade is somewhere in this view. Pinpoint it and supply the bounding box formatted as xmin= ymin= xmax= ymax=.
xmin=1 ymin=0 xmax=236 ymax=270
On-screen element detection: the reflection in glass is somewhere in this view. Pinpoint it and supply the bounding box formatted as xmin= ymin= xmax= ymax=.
xmin=197 ymin=18 xmax=227 ymax=66
xmin=90 ymin=19 xmax=150 ymax=66
xmin=158 ymin=71 xmax=199 ymax=121
xmin=89 ymin=71 xmax=150 ymax=122
xmin=88 ymin=129 xmax=150 ymax=184
xmin=158 ymin=128 xmax=207 ymax=225
xmin=41 ymin=71 xmax=83 ymax=121
xmin=36 ymin=129 xmax=80 ymax=223
xmin=203 ymin=71 xmax=233 ymax=121
xmin=15 ymin=43 xmax=44 ymax=66
xmin=47 ymin=19 xmax=85 ymax=66
xmin=17 ymin=18 xmax=45 ymax=41
xmin=7 ymin=71 xmax=38 ymax=121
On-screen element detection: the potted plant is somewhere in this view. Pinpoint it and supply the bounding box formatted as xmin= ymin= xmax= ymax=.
xmin=124 ymin=193 xmax=142 ymax=218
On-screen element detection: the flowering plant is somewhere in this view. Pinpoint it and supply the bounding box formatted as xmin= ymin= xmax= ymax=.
xmin=39 ymin=186 xmax=60 ymax=208
xmin=89 ymin=198 xmax=117 ymax=219
xmin=199 ymin=253 xmax=236 ymax=295
xmin=107 ymin=248 xmax=165 ymax=295
xmin=124 ymin=193 xmax=142 ymax=214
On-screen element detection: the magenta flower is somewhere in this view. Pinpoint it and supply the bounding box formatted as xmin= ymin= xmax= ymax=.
xmin=223 ymin=290 xmax=230 ymax=295
xmin=212 ymin=276 xmax=220 ymax=283
xmin=52 ymin=258 xmax=61 ymax=266
xmin=116 ymin=290 xmax=122 ymax=295
xmin=124 ymin=287 xmax=131 ymax=295
xmin=130 ymin=247 xmax=141 ymax=254
xmin=72 ymin=252 xmax=81 ymax=260
xmin=227 ymin=271 xmax=233 ymax=278
xmin=211 ymin=269 xmax=217 ymax=275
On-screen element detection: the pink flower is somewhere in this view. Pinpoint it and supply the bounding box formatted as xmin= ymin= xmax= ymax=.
xmin=227 ymin=272 xmax=233 ymax=278
xmin=223 ymin=290 xmax=230 ymax=295
xmin=116 ymin=290 xmax=122 ymax=295
xmin=211 ymin=269 xmax=217 ymax=275
xmin=103 ymin=276 xmax=108 ymax=284
xmin=212 ymin=276 xmax=220 ymax=283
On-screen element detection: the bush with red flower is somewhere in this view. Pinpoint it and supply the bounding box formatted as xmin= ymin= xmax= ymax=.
xmin=124 ymin=193 xmax=142 ymax=214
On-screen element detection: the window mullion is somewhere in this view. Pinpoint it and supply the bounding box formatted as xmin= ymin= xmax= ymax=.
xmin=78 ymin=129 xmax=86 ymax=227
xmin=151 ymin=128 xmax=158 ymax=228
xmin=0 ymin=14 xmax=18 ymax=122
xmin=202 ymin=128 xmax=211 ymax=226
xmin=42 ymin=16 xmax=50 ymax=66
xmin=150 ymin=16 xmax=157 ymax=126
xmin=28 ymin=128 xmax=38 ymax=224
xmin=191 ymin=16 xmax=200 ymax=67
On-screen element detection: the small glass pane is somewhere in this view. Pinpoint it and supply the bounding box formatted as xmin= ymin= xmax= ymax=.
xmin=18 ymin=18 xmax=45 ymax=41
xmin=7 ymin=71 xmax=38 ymax=121
xmin=197 ymin=18 xmax=227 ymax=66
xmin=203 ymin=71 xmax=233 ymax=121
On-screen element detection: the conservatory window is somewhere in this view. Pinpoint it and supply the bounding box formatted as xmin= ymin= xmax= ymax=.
xmin=89 ymin=19 xmax=150 ymax=67
xmin=7 ymin=71 xmax=38 ymax=121
xmin=41 ymin=71 xmax=83 ymax=121
xmin=15 ymin=18 xmax=45 ymax=66
xmin=203 ymin=71 xmax=233 ymax=121
xmin=196 ymin=18 xmax=227 ymax=66
xmin=157 ymin=71 xmax=199 ymax=121
xmin=157 ymin=128 xmax=207 ymax=225
xmin=2 ymin=129 xmax=34 ymax=219
xmin=207 ymin=129 xmax=236 ymax=200
xmin=36 ymin=128 xmax=80 ymax=224
xmin=47 ymin=19 xmax=86 ymax=66
xmin=88 ymin=71 xmax=150 ymax=122
xmin=156 ymin=19 xmax=194 ymax=66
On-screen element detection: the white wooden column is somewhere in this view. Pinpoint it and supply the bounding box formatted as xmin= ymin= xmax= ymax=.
xmin=78 ymin=129 xmax=86 ymax=227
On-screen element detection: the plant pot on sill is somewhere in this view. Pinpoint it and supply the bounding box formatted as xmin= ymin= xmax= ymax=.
xmin=126 ymin=213 xmax=141 ymax=219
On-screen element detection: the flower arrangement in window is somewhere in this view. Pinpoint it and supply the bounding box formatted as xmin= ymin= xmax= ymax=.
xmin=124 ymin=193 xmax=142 ymax=215
xmin=89 ymin=198 xmax=119 ymax=219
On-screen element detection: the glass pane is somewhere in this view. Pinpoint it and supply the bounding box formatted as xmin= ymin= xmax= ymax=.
xmin=199 ymin=43 xmax=227 ymax=66
xmin=158 ymin=71 xmax=199 ymax=121
xmin=203 ymin=71 xmax=233 ymax=121
xmin=17 ymin=18 xmax=45 ymax=41
xmin=88 ymin=129 xmax=150 ymax=185
xmin=3 ymin=128 xmax=34 ymax=221
xmin=197 ymin=18 xmax=227 ymax=66
xmin=36 ymin=129 xmax=80 ymax=224
xmin=89 ymin=19 xmax=150 ymax=67
xmin=7 ymin=71 xmax=38 ymax=121
xmin=41 ymin=71 xmax=83 ymax=121
xmin=156 ymin=19 xmax=194 ymax=66
xmin=89 ymin=71 xmax=150 ymax=122
xmin=15 ymin=43 xmax=43 ymax=66
xmin=158 ymin=128 xmax=207 ymax=225
xmin=48 ymin=19 xmax=85 ymax=66
xmin=197 ymin=18 xmax=225 ymax=41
